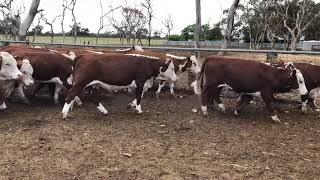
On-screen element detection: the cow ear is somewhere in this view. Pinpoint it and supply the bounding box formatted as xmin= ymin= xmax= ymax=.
xmin=285 ymin=62 xmax=296 ymax=70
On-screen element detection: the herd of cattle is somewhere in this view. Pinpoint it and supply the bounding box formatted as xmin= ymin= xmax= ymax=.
xmin=0 ymin=44 xmax=320 ymax=122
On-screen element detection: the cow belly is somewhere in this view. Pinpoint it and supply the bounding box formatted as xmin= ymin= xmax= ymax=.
xmin=86 ymin=80 xmax=137 ymax=91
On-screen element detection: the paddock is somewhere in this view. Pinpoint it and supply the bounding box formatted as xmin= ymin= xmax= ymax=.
xmin=0 ymin=88 xmax=319 ymax=179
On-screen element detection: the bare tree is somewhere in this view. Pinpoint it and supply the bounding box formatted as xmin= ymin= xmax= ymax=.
xmin=60 ymin=0 xmax=68 ymax=43
xmin=162 ymin=14 xmax=174 ymax=42
xmin=32 ymin=12 xmax=42 ymax=42
xmin=18 ymin=0 xmax=41 ymax=41
xmin=40 ymin=12 xmax=60 ymax=43
xmin=275 ymin=0 xmax=320 ymax=51
xmin=0 ymin=0 xmax=24 ymax=40
xmin=96 ymin=0 xmax=121 ymax=44
xmin=219 ymin=0 xmax=240 ymax=55
xmin=68 ymin=0 xmax=77 ymax=44
xmin=141 ymin=0 xmax=153 ymax=46
xmin=110 ymin=4 xmax=147 ymax=45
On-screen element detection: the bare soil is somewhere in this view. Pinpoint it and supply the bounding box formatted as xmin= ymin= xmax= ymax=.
xmin=0 ymin=89 xmax=320 ymax=179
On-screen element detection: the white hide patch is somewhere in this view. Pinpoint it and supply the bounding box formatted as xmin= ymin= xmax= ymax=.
xmin=125 ymin=54 xmax=159 ymax=60
xmin=201 ymin=106 xmax=208 ymax=115
xmin=115 ymin=48 xmax=132 ymax=52
xmin=0 ymin=102 xmax=7 ymax=110
xmin=294 ymin=69 xmax=308 ymax=95
xmin=86 ymin=80 xmax=137 ymax=92
xmin=166 ymin=54 xmax=186 ymax=60
xmin=86 ymin=50 xmax=104 ymax=54
xmin=218 ymin=103 xmax=226 ymax=112
xmin=67 ymin=74 xmax=73 ymax=85
xmin=62 ymin=51 xmax=77 ymax=61
xmin=97 ymin=103 xmax=108 ymax=114
xmin=271 ymin=114 xmax=280 ymax=122
xmin=62 ymin=101 xmax=73 ymax=119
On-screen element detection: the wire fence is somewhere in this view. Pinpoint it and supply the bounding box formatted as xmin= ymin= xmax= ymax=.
xmin=2 ymin=40 xmax=320 ymax=56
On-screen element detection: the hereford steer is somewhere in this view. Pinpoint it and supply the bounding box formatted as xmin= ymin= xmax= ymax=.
xmin=197 ymin=56 xmax=308 ymax=122
xmin=154 ymin=54 xmax=201 ymax=98
xmin=267 ymin=61 xmax=320 ymax=111
xmin=9 ymin=50 xmax=73 ymax=104
xmin=0 ymin=52 xmax=23 ymax=80
xmin=62 ymin=53 xmax=177 ymax=119
xmin=0 ymin=59 xmax=34 ymax=109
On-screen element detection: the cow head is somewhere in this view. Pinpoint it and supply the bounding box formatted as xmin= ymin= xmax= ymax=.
xmin=19 ymin=59 xmax=34 ymax=86
xmin=281 ymin=62 xmax=308 ymax=95
xmin=158 ymin=60 xmax=177 ymax=82
xmin=185 ymin=55 xmax=201 ymax=74
xmin=0 ymin=52 xmax=23 ymax=80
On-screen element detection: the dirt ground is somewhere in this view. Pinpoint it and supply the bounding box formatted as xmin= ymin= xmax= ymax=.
xmin=0 ymin=88 xmax=320 ymax=180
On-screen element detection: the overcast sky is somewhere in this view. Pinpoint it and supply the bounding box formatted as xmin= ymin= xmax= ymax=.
xmin=15 ymin=0 xmax=234 ymax=35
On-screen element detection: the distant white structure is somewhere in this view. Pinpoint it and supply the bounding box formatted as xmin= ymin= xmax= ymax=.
xmin=302 ymin=41 xmax=320 ymax=51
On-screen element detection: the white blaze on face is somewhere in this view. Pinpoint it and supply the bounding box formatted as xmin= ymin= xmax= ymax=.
xmin=295 ymin=69 xmax=308 ymax=95
xmin=189 ymin=55 xmax=201 ymax=74
xmin=20 ymin=59 xmax=34 ymax=86
xmin=159 ymin=61 xmax=177 ymax=82
xmin=0 ymin=52 xmax=22 ymax=80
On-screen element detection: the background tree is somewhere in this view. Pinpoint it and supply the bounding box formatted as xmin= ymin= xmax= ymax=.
xmin=110 ymin=4 xmax=147 ymax=45
xmin=219 ymin=0 xmax=240 ymax=55
xmin=40 ymin=12 xmax=60 ymax=43
xmin=68 ymin=0 xmax=77 ymax=44
xmin=275 ymin=0 xmax=320 ymax=51
xmin=141 ymin=0 xmax=153 ymax=46
xmin=18 ymin=0 xmax=41 ymax=41
xmin=162 ymin=14 xmax=174 ymax=42
xmin=60 ymin=0 xmax=68 ymax=43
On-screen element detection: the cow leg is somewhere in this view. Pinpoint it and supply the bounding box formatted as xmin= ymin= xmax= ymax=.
xmin=156 ymin=81 xmax=166 ymax=98
xmin=0 ymin=96 xmax=7 ymax=110
xmin=62 ymin=84 xmax=84 ymax=119
xmin=16 ymin=84 xmax=30 ymax=104
xmin=90 ymin=87 xmax=108 ymax=115
xmin=201 ymin=86 xmax=216 ymax=115
xmin=261 ymin=89 xmax=280 ymax=122
xmin=234 ymin=94 xmax=253 ymax=115
xmin=129 ymin=81 xmax=144 ymax=114
xmin=53 ymin=83 xmax=63 ymax=104
xmin=169 ymin=81 xmax=175 ymax=98
xmin=300 ymin=94 xmax=309 ymax=112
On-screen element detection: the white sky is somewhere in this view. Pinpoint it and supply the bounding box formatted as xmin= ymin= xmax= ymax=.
xmin=15 ymin=0 xmax=234 ymax=35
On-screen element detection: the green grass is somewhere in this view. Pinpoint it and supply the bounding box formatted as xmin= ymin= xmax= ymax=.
xmin=0 ymin=35 xmax=166 ymax=46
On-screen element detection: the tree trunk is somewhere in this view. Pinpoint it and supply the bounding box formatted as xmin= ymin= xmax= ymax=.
xmin=18 ymin=0 xmax=40 ymax=41
xmin=218 ymin=0 xmax=240 ymax=55
xmin=290 ymin=37 xmax=298 ymax=51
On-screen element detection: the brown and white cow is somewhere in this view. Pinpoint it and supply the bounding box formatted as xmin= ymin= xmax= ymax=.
xmin=196 ymin=56 xmax=308 ymax=122
xmin=0 ymin=59 xmax=34 ymax=109
xmin=62 ymin=53 xmax=177 ymax=119
xmin=0 ymin=52 xmax=23 ymax=80
xmin=8 ymin=50 xmax=73 ymax=104
xmin=264 ymin=61 xmax=320 ymax=111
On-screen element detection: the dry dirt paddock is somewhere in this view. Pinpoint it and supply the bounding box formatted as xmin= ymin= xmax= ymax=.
xmin=0 ymin=87 xmax=320 ymax=179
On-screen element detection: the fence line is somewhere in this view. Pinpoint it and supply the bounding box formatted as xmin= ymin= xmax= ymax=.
xmin=2 ymin=40 xmax=320 ymax=55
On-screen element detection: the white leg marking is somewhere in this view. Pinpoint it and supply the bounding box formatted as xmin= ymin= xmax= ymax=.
xmin=129 ymin=99 xmax=137 ymax=108
xmin=62 ymin=101 xmax=73 ymax=119
xmin=97 ymin=103 xmax=108 ymax=115
xmin=201 ymin=106 xmax=208 ymax=115
xmin=136 ymin=104 xmax=142 ymax=114
xmin=169 ymin=82 xmax=175 ymax=96
xmin=271 ymin=114 xmax=281 ymax=122
xmin=234 ymin=110 xmax=239 ymax=115
xmin=302 ymin=100 xmax=308 ymax=112
xmin=156 ymin=82 xmax=166 ymax=97
xmin=0 ymin=102 xmax=7 ymax=110
xmin=74 ymin=96 xmax=83 ymax=106
xmin=54 ymin=84 xmax=63 ymax=104
xmin=218 ymin=103 xmax=226 ymax=112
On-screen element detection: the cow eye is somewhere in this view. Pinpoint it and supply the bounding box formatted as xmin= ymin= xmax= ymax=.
xmin=299 ymin=80 xmax=303 ymax=84
xmin=193 ymin=63 xmax=196 ymax=65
